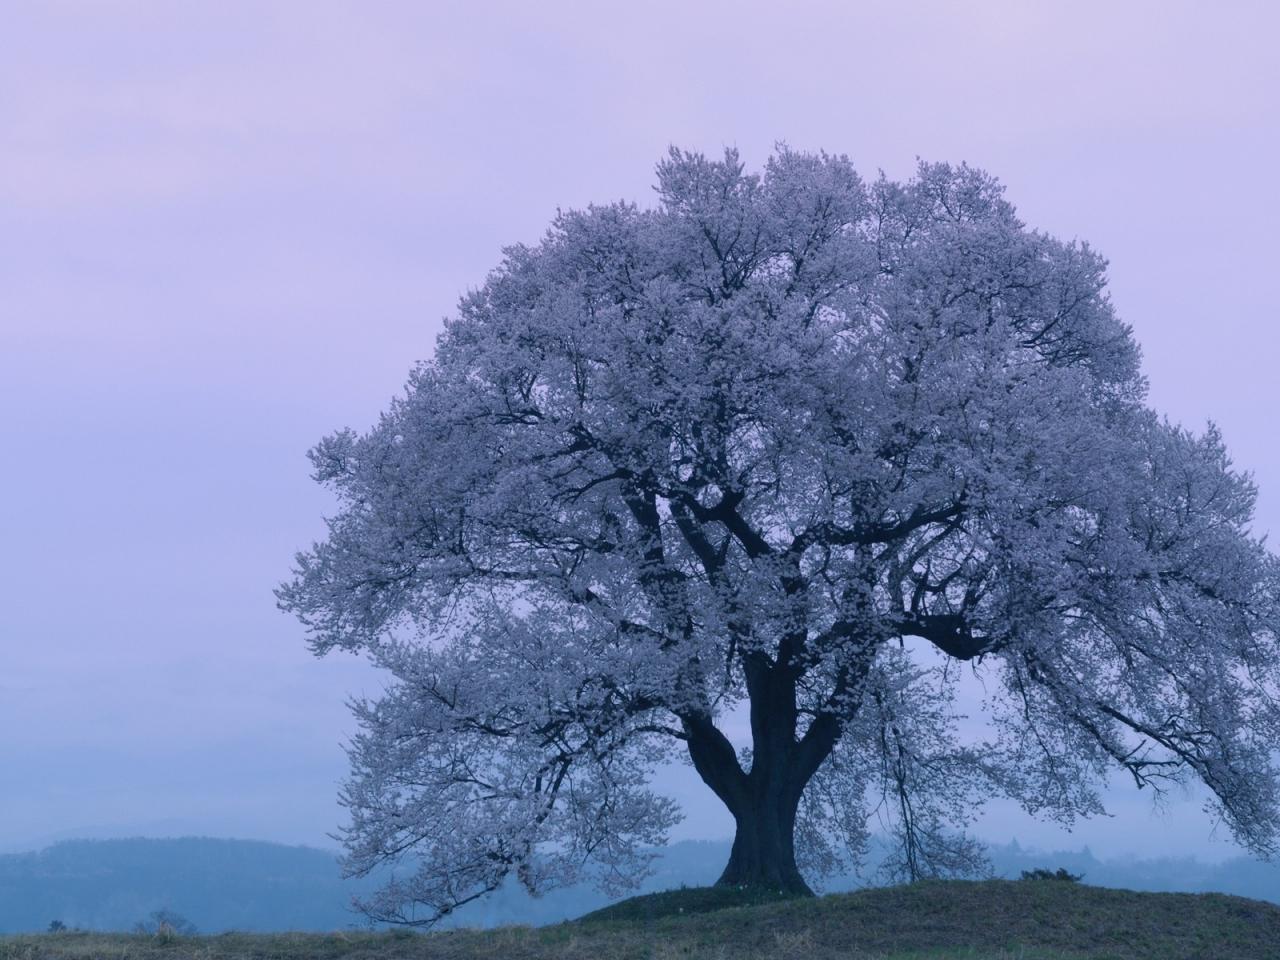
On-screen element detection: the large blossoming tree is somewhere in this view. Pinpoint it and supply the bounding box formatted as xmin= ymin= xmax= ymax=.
xmin=279 ymin=147 xmax=1280 ymax=922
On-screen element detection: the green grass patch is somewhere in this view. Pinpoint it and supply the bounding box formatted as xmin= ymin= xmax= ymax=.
xmin=4 ymin=878 xmax=1279 ymax=959
xmin=578 ymin=883 xmax=805 ymax=923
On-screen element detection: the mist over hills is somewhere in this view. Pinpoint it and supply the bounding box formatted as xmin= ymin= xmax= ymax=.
xmin=2 ymin=836 xmax=1277 ymax=934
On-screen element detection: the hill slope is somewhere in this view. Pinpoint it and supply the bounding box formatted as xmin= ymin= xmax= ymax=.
xmin=6 ymin=879 xmax=1280 ymax=960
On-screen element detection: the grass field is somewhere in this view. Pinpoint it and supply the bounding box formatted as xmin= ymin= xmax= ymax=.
xmin=4 ymin=878 xmax=1279 ymax=960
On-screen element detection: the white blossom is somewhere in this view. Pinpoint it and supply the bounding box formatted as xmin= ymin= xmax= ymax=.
xmin=279 ymin=146 xmax=1280 ymax=922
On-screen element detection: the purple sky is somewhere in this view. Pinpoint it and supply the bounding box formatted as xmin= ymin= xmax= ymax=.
xmin=2 ymin=1 xmax=1278 ymax=860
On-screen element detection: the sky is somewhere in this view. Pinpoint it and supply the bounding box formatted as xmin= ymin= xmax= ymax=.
xmin=2 ymin=1 xmax=1278 ymax=862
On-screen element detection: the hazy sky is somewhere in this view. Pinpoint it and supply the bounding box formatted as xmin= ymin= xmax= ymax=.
xmin=2 ymin=1 xmax=1278 ymax=861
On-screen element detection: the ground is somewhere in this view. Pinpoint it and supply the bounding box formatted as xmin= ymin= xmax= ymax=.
xmin=4 ymin=878 xmax=1279 ymax=960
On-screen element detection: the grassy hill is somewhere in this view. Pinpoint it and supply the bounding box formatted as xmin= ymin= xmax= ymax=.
xmin=5 ymin=878 xmax=1280 ymax=960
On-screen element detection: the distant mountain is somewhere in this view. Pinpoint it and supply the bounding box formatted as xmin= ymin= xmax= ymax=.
xmin=0 ymin=837 xmax=375 ymax=934
xmin=2 ymin=835 xmax=1278 ymax=934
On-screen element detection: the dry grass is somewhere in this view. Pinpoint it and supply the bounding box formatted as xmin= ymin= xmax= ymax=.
xmin=4 ymin=879 xmax=1279 ymax=960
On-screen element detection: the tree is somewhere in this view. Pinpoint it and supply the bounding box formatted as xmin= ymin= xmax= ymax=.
xmin=133 ymin=908 xmax=197 ymax=937
xmin=279 ymin=147 xmax=1280 ymax=923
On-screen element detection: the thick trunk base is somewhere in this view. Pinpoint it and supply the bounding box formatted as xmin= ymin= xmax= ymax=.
xmin=714 ymin=808 xmax=812 ymax=896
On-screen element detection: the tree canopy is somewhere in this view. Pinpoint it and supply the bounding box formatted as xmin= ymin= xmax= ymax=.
xmin=279 ymin=147 xmax=1280 ymax=923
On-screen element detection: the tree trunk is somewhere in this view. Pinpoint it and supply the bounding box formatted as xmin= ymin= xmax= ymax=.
xmin=682 ymin=658 xmax=843 ymax=897
xmin=716 ymin=786 xmax=811 ymax=894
